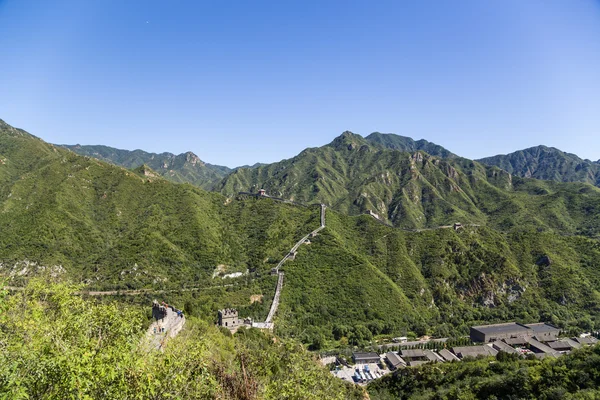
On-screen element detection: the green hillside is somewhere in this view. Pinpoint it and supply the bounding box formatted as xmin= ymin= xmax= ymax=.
xmin=0 ymin=279 xmax=363 ymax=399
xmin=218 ymin=131 xmax=600 ymax=233
xmin=0 ymin=119 xmax=317 ymax=293
xmin=61 ymin=143 xmax=231 ymax=189
xmin=3 ymin=119 xmax=600 ymax=348
xmin=478 ymin=145 xmax=600 ymax=187
xmin=272 ymin=209 xmax=600 ymax=346
xmin=365 ymin=132 xmax=457 ymax=158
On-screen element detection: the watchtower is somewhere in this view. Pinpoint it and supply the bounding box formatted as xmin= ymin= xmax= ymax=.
xmin=218 ymin=308 xmax=240 ymax=330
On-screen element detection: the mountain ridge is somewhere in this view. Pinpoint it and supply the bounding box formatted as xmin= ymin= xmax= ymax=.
xmin=365 ymin=131 xmax=457 ymax=158
xmin=60 ymin=143 xmax=231 ymax=190
xmin=478 ymin=145 xmax=600 ymax=187
xmin=2 ymin=118 xmax=600 ymax=345
xmin=218 ymin=131 xmax=600 ymax=234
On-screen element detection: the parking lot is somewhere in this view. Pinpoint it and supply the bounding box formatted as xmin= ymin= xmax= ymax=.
xmin=331 ymin=362 xmax=390 ymax=385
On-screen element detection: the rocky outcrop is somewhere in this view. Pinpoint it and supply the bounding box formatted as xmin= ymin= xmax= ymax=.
xmin=460 ymin=274 xmax=527 ymax=308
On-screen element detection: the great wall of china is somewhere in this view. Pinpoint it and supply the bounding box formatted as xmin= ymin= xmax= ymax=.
xmin=144 ymin=300 xmax=186 ymax=351
xmin=252 ymin=203 xmax=326 ymax=330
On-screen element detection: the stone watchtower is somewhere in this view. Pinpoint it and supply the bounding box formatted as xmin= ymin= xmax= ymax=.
xmin=218 ymin=308 xmax=240 ymax=330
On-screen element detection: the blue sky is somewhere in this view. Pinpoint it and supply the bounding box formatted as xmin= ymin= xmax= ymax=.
xmin=1 ymin=0 xmax=599 ymax=167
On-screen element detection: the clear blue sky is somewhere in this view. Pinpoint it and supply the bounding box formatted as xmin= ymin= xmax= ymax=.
xmin=1 ymin=0 xmax=599 ymax=167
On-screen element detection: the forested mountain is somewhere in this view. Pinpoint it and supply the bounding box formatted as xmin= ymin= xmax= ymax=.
xmin=2 ymin=118 xmax=600 ymax=352
xmin=278 ymin=208 xmax=600 ymax=346
xmin=478 ymin=145 xmax=600 ymax=187
xmin=61 ymin=143 xmax=231 ymax=189
xmin=0 ymin=119 xmax=317 ymax=292
xmin=218 ymin=131 xmax=600 ymax=232
xmin=365 ymin=132 xmax=457 ymax=158
xmin=60 ymin=132 xmax=455 ymax=191
xmin=0 ymin=119 xmax=600 ymax=347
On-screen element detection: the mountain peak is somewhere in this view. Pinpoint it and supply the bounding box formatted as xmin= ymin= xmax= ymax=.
xmin=59 ymin=143 xmax=230 ymax=189
xmin=182 ymin=151 xmax=204 ymax=166
xmin=478 ymin=145 xmax=600 ymax=186
xmin=133 ymin=164 xmax=160 ymax=178
xmin=365 ymin=132 xmax=456 ymax=158
xmin=328 ymin=131 xmax=368 ymax=150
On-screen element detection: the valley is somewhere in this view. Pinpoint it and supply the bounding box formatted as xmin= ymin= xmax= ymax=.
xmin=2 ymin=118 xmax=600 ymax=397
xmin=3 ymin=1 xmax=599 ymax=397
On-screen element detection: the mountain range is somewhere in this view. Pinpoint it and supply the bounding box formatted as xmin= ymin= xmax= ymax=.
xmin=477 ymin=145 xmax=600 ymax=187
xmin=2 ymin=117 xmax=600 ymax=346
xmin=62 ymin=133 xmax=600 ymax=223
xmin=59 ymin=144 xmax=232 ymax=190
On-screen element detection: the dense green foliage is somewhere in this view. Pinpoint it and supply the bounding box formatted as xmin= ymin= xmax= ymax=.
xmin=0 ymin=120 xmax=317 ymax=294
xmin=61 ymin=143 xmax=231 ymax=189
xmin=219 ymin=132 xmax=600 ymax=232
xmin=0 ymin=278 xmax=364 ymax=399
xmin=273 ymin=208 xmax=600 ymax=347
xmin=3 ymin=119 xmax=600 ymax=348
xmin=3 ymin=119 xmax=600 ymax=397
xmin=367 ymin=346 xmax=600 ymax=399
xmin=478 ymin=145 xmax=600 ymax=187
xmin=365 ymin=132 xmax=457 ymax=158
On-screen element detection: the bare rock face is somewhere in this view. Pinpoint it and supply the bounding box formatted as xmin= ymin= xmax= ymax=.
xmin=445 ymin=164 xmax=459 ymax=180
xmin=143 ymin=168 xmax=158 ymax=177
xmin=0 ymin=119 xmax=31 ymax=137
xmin=184 ymin=151 xmax=204 ymax=166
xmin=411 ymin=152 xmax=424 ymax=163
xmin=463 ymin=274 xmax=526 ymax=308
